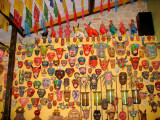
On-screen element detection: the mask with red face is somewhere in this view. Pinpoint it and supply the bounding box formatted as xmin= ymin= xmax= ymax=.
xmin=31 ymin=66 xmax=41 ymax=79
xmin=34 ymin=57 xmax=42 ymax=66
xmin=152 ymin=61 xmax=160 ymax=70
xmin=89 ymin=55 xmax=97 ymax=68
xmin=54 ymin=48 xmax=65 ymax=59
xmin=130 ymin=57 xmax=140 ymax=70
xmin=47 ymin=52 xmax=55 ymax=62
xmin=142 ymin=60 xmax=149 ymax=70
xmin=99 ymin=59 xmax=110 ymax=71
xmin=83 ymin=44 xmax=93 ymax=56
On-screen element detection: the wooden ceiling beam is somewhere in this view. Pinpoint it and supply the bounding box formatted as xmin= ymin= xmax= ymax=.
xmin=0 ymin=10 xmax=25 ymax=37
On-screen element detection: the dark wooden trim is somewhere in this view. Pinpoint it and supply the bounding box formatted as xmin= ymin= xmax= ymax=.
xmin=88 ymin=0 xmax=95 ymax=14
xmin=0 ymin=10 xmax=25 ymax=37
xmin=4 ymin=26 xmax=17 ymax=120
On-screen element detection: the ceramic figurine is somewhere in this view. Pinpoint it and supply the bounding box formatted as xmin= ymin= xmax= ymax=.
xmin=129 ymin=19 xmax=137 ymax=36
xmin=119 ymin=21 xmax=127 ymax=36
xmin=64 ymin=25 xmax=72 ymax=38
xmin=32 ymin=110 xmax=41 ymax=120
xmin=14 ymin=106 xmax=26 ymax=120
xmin=84 ymin=22 xmax=99 ymax=37
xmin=73 ymin=23 xmax=85 ymax=38
xmin=100 ymin=22 xmax=108 ymax=37
xmin=109 ymin=20 xmax=117 ymax=36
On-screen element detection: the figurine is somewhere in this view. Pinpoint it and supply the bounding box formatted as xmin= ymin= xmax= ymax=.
xmin=58 ymin=27 xmax=63 ymax=38
xmin=32 ymin=110 xmax=41 ymax=120
xmin=50 ymin=28 xmax=56 ymax=38
xmin=73 ymin=23 xmax=84 ymax=38
xmin=109 ymin=20 xmax=117 ymax=36
xmin=64 ymin=25 xmax=72 ymax=38
xmin=129 ymin=19 xmax=137 ymax=36
xmin=100 ymin=22 xmax=108 ymax=37
xmin=84 ymin=22 xmax=99 ymax=37
xmin=119 ymin=21 xmax=127 ymax=36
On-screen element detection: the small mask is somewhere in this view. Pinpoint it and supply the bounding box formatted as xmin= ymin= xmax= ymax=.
xmin=80 ymin=50 xmax=83 ymax=55
xmin=37 ymin=105 xmax=41 ymax=111
xmin=146 ymin=85 xmax=154 ymax=94
xmin=65 ymin=68 xmax=75 ymax=77
xmin=48 ymin=93 xmax=54 ymax=102
xmin=94 ymin=110 xmax=101 ymax=120
xmin=19 ymin=70 xmax=24 ymax=84
xmin=126 ymin=65 xmax=132 ymax=76
xmin=130 ymin=44 xmax=140 ymax=56
xmin=83 ymin=109 xmax=90 ymax=119
xmin=116 ymin=56 xmax=128 ymax=69
xmin=119 ymin=72 xmax=127 ymax=85
xmin=108 ymin=47 xmax=115 ymax=57
xmin=83 ymin=44 xmax=92 ymax=56
xmin=99 ymin=59 xmax=110 ymax=71
xmin=18 ymin=61 xmax=23 ymax=68
xmin=42 ymin=61 xmax=49 ymax=68
xmin=64 ymin=87 xmax=71 ymax=102
xmin=31 ymin=65 xmax=41 ymax=79
xmin=27 ymin=81 xmax=32 ymax=88
xmin=64 ymin=78 xmax=70 ymax=87
xmin=78 ymin=57 xmax=86 ymax=65
xmin=49 ymin=86 xmax=53 ymax=92
xmin=155 ymin=82 xmax=160 ymax=91
xmin=47 ymin=68 xmax=55 ymax=76
xmin=65 ymin=53 xmax=68 ymax=59
xmin=47 ymin=52 xmax=55 ymax=62
xmin=129 ymin=110 xmax=137 ymax=118
xmin=19 ymin=98 xmax=29 ymax=107
xmin=119 ymin=111 xmax=126 ymax=120
xmin=37 ymin=89 xmax=46 ymax=98
xmin=35 ymin=50 xmax=40 ymax=56
xmin=24 ymin=60 xmax=33 ymax=69
xmin=81 ymin=76 xmax=88 ymax=88
xmin=88 ymin=73 xmax=98 ymax=90
xmin=142 ymin=71 xmax=149 ymax=79
xmin=148 ymin=94 xmax=156 ymax=100
xmin=34 ymin=57 xmax=42 ymax=66
xmin=139 ymin=92 xmax=147 ymax=99
xmin=152 ymin=61 xmax=160 ymax=70
xmin=24 ymin=71 xmax=32 ymax=81
xmin=55 ymin=70 xmax=65 ymax=79
xmin=19 ymin=86 xmax=25 ymax=97
xmin=26 ymin=88 xmax=35 ymax=97
xmin=68 ymin=57 xmax=77 ymax=67
xmin=130 ymin=57 xmax=140 ymax=70
xmin=54 ymin=48 xmax=65 ymax=59
xmin=53 ymin=60 xmax=60 ymax=66
xmin=61 ymin=60 xmax=67 ymax=66
xmin=72 ymin=79 xmax=79 ymax=89
xmin=31 ymin=98 xmax=40 ymax=107
xmin=95 ymin=69 xmax=102 ymax=76
xmin=142 ymin=60 xmax=149 ymax=70
xmin=33 ymin=81 xmax=41 ymax=89
xmin=138 ymin=83 xmax=144 ymax=90
xmin=27 ymin=104 xmax=32 ymax=110
xmin=79 ymin=67 xmax=86 ymax=75
xmin=152 ymin=71 xmax=160 ymax=80
xmin=72 ymin=90 xmax=79 ymax=102
xmin=89 ymin=55 xmax=97 ymax=68
xmin=75 ymin=63 xmax=79 ymax=69
xmin=150 ymin=101 xmax=157 ymax=113
xmin=101 ymin=99 xmax=108 ymax=110
xmin=42 ymin=78 xmax=51 ymax=89
xmin=149 ymin=66 xmax=153 ymax=72
xmin=48 ymin=102 xmax=52 ymax=109
xmin=54 ymin=80 xmax=62 ymax=91
xmin=40 ymin=98 xmax=48 ymax=106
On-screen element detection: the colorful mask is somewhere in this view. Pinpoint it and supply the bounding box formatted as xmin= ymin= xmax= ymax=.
xmin=81 ymin=76 xmax=88 ymax=88
xmin=65 ymin=42 xmax=80 ymax=57
xmin=129 ymin=110 xmax=137 ymax=118
xmin=65 ymin=53 xmax=68 ymax=59
xmin=89 ymin=55 xmax=97 ymax=68
xmin=150 ymin=101 xmax=157 ymax=113
xmin=130 ymin=57 xmax=140 ymax=70
xmin=33 ymin=81 xmax=41 ymax=89
xmin=142 ymin=60 xmax=149 ymax=70
xmin=56 ymin=91 xmax=63 ymax=101
xmin=64 ymin=78 xmax=70 ymax=87
xmin=82 ymin=44 xmax=92 ymax=56
xmin=119 ymin=111 xmax=126 ymax=120
xmin=126 ymin=65 xmax=132 ymax=76
xmin=27 ymin=81 xmax=32 ymax=88
xmin=40 ymin=98 xmax=48 ymax=106
xmin=146 ymin=85 xmax=154 ymax=94
xmin=19 ymin=98 xmax=29 ymax=107
xmin=79 ymin=67 xmax=86 ymax=75
xmin=68 ymin=57 xmax=77 ymax=67
xmin=130 ymin=44 xmax=140 ymax=56
xmin=19 ymin=86 xmax=25 ymax=97
xmin=94 ymin=110 xmax=101 ymax=120
xmin=20 ymin=42 xmax=35 ymax=57
xmin=61 ymin=60 xmax=67 ymax=66
xmin=31 ymin=65 xmax=41 ymax=79
xmin=101 ymin=99 xmax=108 ymax=110
xmin=55 ymin=70 xmax=65 ymax=79
xmin=142 ymin=71 xmax=149 ymax=79
xmin=54 ymin=80 xmax=62 ymax=91
xmin=48 ymin=102 xmax=52 ymax=109
xmin=54 ymin=48 xmax=65 ymax=59
xmin=108 ymin=47 xmax=115 ymax=57
xmin=94 ymin=42 xmax=110 ymax=58
xmin=95 ymin=69 xmax=102 ymax=76
xmin=72 ymin=79 xmax=79 ymax=89
xmin=19 ymin=70 xmax=24 ymax=84
xmin=65 ymin=68 xmax=75 ymax=77
xmin=47 ymin=52 xmax=55 ymax=62
xmin=47 ymin=68 xmax=55 ymax=76
xmin=83 ymin=109 xmax=90 ymax=119
xmin=149 ymin=66 xmax=153 ymax=72
xmin=88 ymin=73 xmax=98 ymax=90
xmin=48 ymin=93 xmax=54 ymax=102
xmin=64 ymin=87 xmax=71 ymax=102
xmin=35 ymin=49 xmax=40 ymax=56
xmin=37 ymin=89 xmax=46 ymax=98
xmin=27 ymin=104 xmax=32 ymax=110
xmin=116 ymin=56 xmax=128 ymax=69
xmin=78 ymin=57 xmax=86 ymax=65
xmin=53 ymin=60 xmax=60 ymax=66
xmin=42 ymin=78 xmax=51 ymax=89
xmin=34 ymin=57 xmax=42 ymax=66
xmin=152 ymin=61 xmax=160 ymax=70
xmin=119 ymin=72 xmax=127 ymax=85
xmin=18 ymin=61 xmax=23 ymax=68
xmin=24 ymin=60 xmax=32 ymax=69
xmin=24 ymin=71 xmax=32 ymax=81
xmin=26 ymin=88 xmax=35 ymax=97
xmin=110 ymin=59 xmax=115 ymax=69
xmin=139 ymin=92 xmax=147 ymax=99
xmin=155 ymin=82 xmax=160 ymax=91
xmin=38 ymin=45 xmax=49 ymax=59
xmin=112 ymin=40 xmax=129 ymax=56
xmin=99 ymin=59 xmax=110 ymax=71
xmin=152 ymin=71 xmax=160 ymax=80
xmin=31 ymin=98 xmax=39 ymax=107
xmin=138 ymin=83 xmax=144 ymax=90
xmin=72 ymin=90 xmax=79 ymax=102
xmin=42 ymin=61 xmax=49 ymax=68
xmin=148 ymin=94 xmax=156 ymax=100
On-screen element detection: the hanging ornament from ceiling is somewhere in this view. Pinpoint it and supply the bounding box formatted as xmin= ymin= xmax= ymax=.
xmin=14 ymin=0 xmax=24 ymax=16
xmin=71 ymin=0 xmax=77 ymax=22
xmin=0 ymin=0 xmax=11 ymax=17
xmin=44 ymin=2 xmax=48 ymax=21
xmin=14 ymin=9 xmax=22 ymax=28
xmin=122 ymin=0 xmax=127 ymax=8
xmin=41 ymin=15 xmax=46 ymax=33
xmin=25 ymin=0 xmax=33 ymax=13
xmin=81 ymin=0 xmax=84 ymax=20
xmin=131 ymin=0 xmax=134 ymax=3
xmin=108 ymin=0 xmax=110 ymax=12
xmin=54 ymin=0 xmax=61 ymax=26
xmin=62 ymin=0 xmax=69 ymax=24
xmin=34 ymin=4 xmax=40 ymax=34
xmin=49 ymin=0 xmax=54 ymax=7
xmin=25 ymin=21 xmax=31 ymax=37
xmin=115 ymin=0 xmax=118 ymax=12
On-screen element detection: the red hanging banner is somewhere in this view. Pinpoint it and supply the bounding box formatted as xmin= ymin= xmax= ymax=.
xmin=100 ymin=0 xmax=103 ymax=14
xmin=34 ymin=4 xmax=40 ymax=23
xmin=58 ymin=11 xmax=61 ymax=26
xmin=14 ymin=9 xmax=22 ymax=28
xmin=108 ymin=0 xmax=110 ymax=12
xmin=50 ymin=13 xmax=54 ymax=29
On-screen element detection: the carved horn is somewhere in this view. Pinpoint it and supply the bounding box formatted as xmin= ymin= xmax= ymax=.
xmin=19 ymin=38 xmax=26 ymax=45
xmin=88 ymin=22 xmax=91 ymax=25
xmin=39 ymin=66 xmax=41 ymax=69
xmin=75 ymin=40 xmax=79 ymax=47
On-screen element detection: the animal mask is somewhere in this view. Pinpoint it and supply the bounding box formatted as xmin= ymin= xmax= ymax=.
xmin=64 ymin=87 xmax=71 ymax=102
xmin=152 ymin=61 xmax=160 ymax=70
xmin=130 ymin=57 xmax=140 ymax=70
xmin=54 ymin=48 xmax=65 ymax=59
xmin=112 ymin=40 xmax=129 ymax=56
xmin=94 ymin=110 xmax=101 ymax=120
xmin=54 ymin=80 xmax=62 ymax=91
xmin=68 ymin=57 xmax=77 ymax=67
xmin=99 ymin=59 xmax=110 ymax=71
xmin=31 ymin=65 xmax=41 ymax=79
xmin=42 ymin=78 xmax=51 ymax=89
xmin=34 ymin=57 xmax=42 ymax=66
xmin=47 ymin=52 xmax=55 ymax=62
xmin=116 ymin=56 xmax=128 ymax=69
xmin=55 ymin=70 xmax=65 ymax=79
xmin=130 ymin=44 xmax=140 ymax=56
xmin=88 ymin=73 xmax=98 ymax=90
xmin=83 ymin=44 xmax=92 ymax=56
xmin=89 ymin=55 xmax=98 ymax=68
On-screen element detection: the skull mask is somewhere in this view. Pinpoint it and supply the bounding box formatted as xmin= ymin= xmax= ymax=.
xmin=42 ymin=78 xmax=51 ymax=89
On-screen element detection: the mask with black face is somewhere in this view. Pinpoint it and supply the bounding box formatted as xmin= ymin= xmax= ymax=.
xmin=94 ymin=110 xmax=101 ymax=120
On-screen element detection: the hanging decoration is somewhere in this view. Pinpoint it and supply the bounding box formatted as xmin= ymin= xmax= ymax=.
xmin=44 ymin=2 xmax=48 ymax=21
xmin=13 ymin=0 xmax=24 ymax=16
xmin=26 ymin=7 xmax=32 ymax=28
xmin=62 ymin=0 xmax=69 ymax=24
xmin=34 ymin=4 xmax=40 ymax=34
xmin=50 ymin=13 xmax=54 ymax=29
xmin=131 ymin=0 xmax=134 ymax=3
xmin=0 ymin=14 xmax=9 ymax=32
xmin=122 ymin=0 xmax=127 ymax=7
xmin=25 ymin=0 xmax=33 ymax=13
xmin=25 ymin=21 xmax=31 ymax=37
xmin=14 ymin=9 xmax=22 ymax=28
xmin=54 ymin=0 xmax=61 ymax=26
xmin=138 ymin=0 xmax=141 ymax=5
xmin=81 ymin=0 xmax=84 ymax=20
xmin=0 ymin=0 xmax=11 ymax=17
xmin=100 ymin=0 xmax=104 ymax=14
xmin=108 ymin=0 xmax=110 ymax=12
xmin=49 ymin=0 xmax=54 ymax=7
xmin=41 ymin=15 xmax=46 ymax=33
xmin=115 ymin=0 xmax=118 ymax=12
xmin=71 ymin=0 xmax=77 ymax=22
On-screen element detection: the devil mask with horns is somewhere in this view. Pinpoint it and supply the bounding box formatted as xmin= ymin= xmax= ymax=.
xmin=31 ymin=65 xmax=41 ymax=79
xmin=53 ymin=48 xmax=65 ymax=59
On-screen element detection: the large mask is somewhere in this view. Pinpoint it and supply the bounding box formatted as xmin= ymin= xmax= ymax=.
xmin=83 ymin=44 xmax=92 ymax=56
xmin=24 ymin=60 xmax=33 ymax=69
xmin=24 ymin=71 xmax=32 ymax=81
xmin=142 ymin=60 xmax=149 ymax=70
xmin=83 ymin=109 xmax=90 ymax=119
xmin=130 ymin=44 xmax=140 ymax=56
xmin=108 ymin=47 xmax=115 ymax=57
xmin=116 ymin=56 xmax=128 ymax=69
xmin=53 ymin=48 xmax=65 ymax=59
xmin=20 ymin=40 xmax=35 ymax=57
xmin=37 ymin=89 xmax=46 ymax=98
xmin=65 ymin=68 xmax=75 ymax=77
xmin=65 ymin=42 xmax=80 ymax=57
xmin=89 ymin=55 xmax=98 ymax=68
xmin=152 ymin=61 xmax=160 ymax=70
xmin=88 ymin=73 xmax=98 ymax=90
xmin=34 ymin=57 xmax=42 ymax=66
xmin=38 ymin=45 xmax=49 ymax=59
xmin=42 ymin=78 xmax=51 ymax=89
xmin=54 ymin=80 xmax=62 ymax=91
xmin=64 ymin=87 xmax=71 ymax=102
xmin=119 ymin=72 xmax=127 ymax=85
xmin=112 ymin=40 xmax=129 ymax=56
xmin=99 ymin=59 xmax=110 ymax=71
xmin=68 ymin=57 xmax=77 ymax=67
xmin=130 ymin=57 xmax=140 ymax=70
xmin=47 ymin=52 xmax=55 ymax=62
xmin=31 ymin=65 xmax=41 ymax=79
xmin=55 ymin=70 xmax=65 ymax=79
xmin=94 ymin=110 xmax=101 ymax=120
